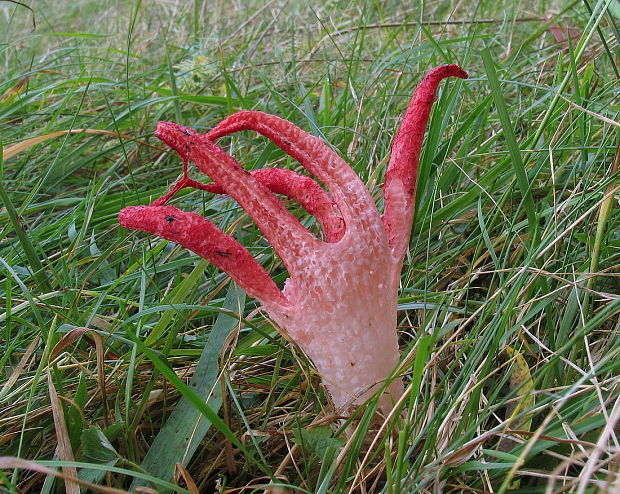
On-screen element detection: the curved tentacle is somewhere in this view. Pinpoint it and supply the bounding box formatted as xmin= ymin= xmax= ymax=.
xmin=204 ymin=169 xmax=345 ymax=242
xmin=154 ymin=122 xmax=321 ymax=274
xmin=118 ymin=205 xmax=290 ymax=310
xmin=153 ymin=167 xmax=344 ymax=242
xmin=207 ymin=111 xmax=384 ymax=240
xmin=383 ymin=64 xmax=468 ymax=269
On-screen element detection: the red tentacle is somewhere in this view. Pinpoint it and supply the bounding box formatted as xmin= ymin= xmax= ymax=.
xmin=203 ymin=169 xmax=345 ymax=242
xmin=382 ymin=64 xmax=468 ymax=266
xmin=119 ymin=205 xmax=289 ymax=309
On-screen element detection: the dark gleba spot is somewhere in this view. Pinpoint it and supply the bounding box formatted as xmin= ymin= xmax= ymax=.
xmin=215 ymin=250 xmax=232 ymax=257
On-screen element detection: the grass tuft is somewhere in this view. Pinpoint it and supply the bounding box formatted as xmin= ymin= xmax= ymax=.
xmin=1 ymin=1 xmax=619 ymax=492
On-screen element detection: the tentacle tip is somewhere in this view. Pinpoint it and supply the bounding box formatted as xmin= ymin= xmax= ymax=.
xmin=118 ymin=205 xmax=146 ymax=230
xmin=154 ymin=121 xmax=201 ymax=159
xmin=428 ymin=64 xmax=469 ymax=81
xmin=154 ymin=121 xmax=196 ymax=141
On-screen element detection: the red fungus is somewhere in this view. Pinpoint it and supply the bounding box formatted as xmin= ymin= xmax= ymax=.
xmin=119 ymin=64 xmax=467 ymax=412
xmin=202 ymin=168 xmax=345 ymax=242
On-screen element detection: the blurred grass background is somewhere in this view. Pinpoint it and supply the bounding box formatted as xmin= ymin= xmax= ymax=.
xmin=1 ymin=0 xmax=619 ymax=492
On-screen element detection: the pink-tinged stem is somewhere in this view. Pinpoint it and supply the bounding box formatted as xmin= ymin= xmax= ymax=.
xmin=207 ymin=113 xmax=405 ymax=410
xmin=118 ymin=205 xmax=289 ymax=310
xmin=154 ymin=122 xmax=321 ymax=276
xmin=207 ymin=111 xmax=385 ymax=243
xmin=383 ymin=64 xmax=468 ymax=270
xmin=204 ymin=168 xmax=345 ymax=242
xmin=118 ymin=64 xmax=467 ymax=414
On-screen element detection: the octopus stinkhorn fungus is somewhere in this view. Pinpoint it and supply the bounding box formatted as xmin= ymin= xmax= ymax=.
xmin=119 ymin=64 xmax=467 ymax=412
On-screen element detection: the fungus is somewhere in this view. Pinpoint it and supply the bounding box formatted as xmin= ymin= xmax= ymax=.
xmin=119 ymin=64 xmax=467 ymax=412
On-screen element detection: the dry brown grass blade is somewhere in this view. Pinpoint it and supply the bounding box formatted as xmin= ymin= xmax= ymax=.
xmin=0 ymin=457 xmax=129 ymax=493
xmin=0 ymin=334 xmax=40 ymax=398
xmin=0 ymin=75 xmax=30 ymax=103
xmin=47 ymin=368 xmax=80 ymax=494
xmin=3 ymin=129 xmax=134 ymax=160
xmin=442 ymin=430 xmax=498 ymax=468
xmin=51 ymin=327 xmax=110 ymax=426
xmin=174 ymin=463 xmax=200 ymax=494
xmin=555 ymin=94 xmax=620 ymax=128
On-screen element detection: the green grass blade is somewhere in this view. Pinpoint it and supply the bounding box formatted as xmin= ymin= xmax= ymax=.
xmin=130 ymin=283 xmax=246 ymax=490
xmin=143 ymin=258 xmax=210 ymax=346
xmin=0 ymin=142 xmax=51 ymax=290
xmin=481 ymin=48 xmax=538 ymax=248
xmin=128 ymin=334 xmax=256 ymax=464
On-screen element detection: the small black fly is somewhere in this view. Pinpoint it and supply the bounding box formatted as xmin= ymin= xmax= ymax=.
xmin=165 ymin=216 xmax=175 ymax=223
